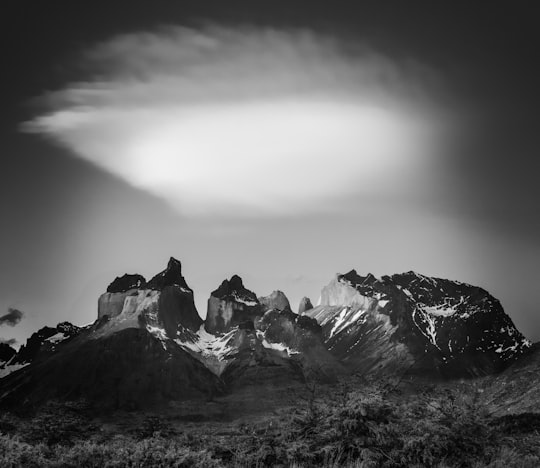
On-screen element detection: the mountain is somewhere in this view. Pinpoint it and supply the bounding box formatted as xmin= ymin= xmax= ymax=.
xmin=0 ymin=344 xmax=16 ymax=376
xmin=205 ymin=275 xmax=261 ymax=334
xmin=98 ymin=257 xmax=203 ymax=336
xmin=0 ymin=343 xmax=16 ymax=363
xmin=259 ymin=290 xmax=291 ymax=312
xmin=305 ymin=270 xmax=531 ymax=377
xmin=0 ymin=261 xmax=341 ymax=410
xmin=298 ymin=296 xmax=314 ymax=314
xmin=0 ymin=321 xmax=81 ymax=378
xmin=175 ymin=277 xmax=343 ymax=383
xmin=0 ymin=259 xmax=533 ymax=412
xmin=0 ymin=258 xmax=222 ymax=409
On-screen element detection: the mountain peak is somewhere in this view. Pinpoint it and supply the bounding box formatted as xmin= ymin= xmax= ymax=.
xmin=146 ymin=257 xmax=190 ymax=291
xmin=106 ymin=273 xmax=146 ymax=293
xmin=229 ymin=274 xmax=244 ymax=290
xmin=298 ymin=296 xmax=314 ymax=314
xmin=338 ymin=270 xmax=379 ymax=289
xmin=211 ymin=275 xmax=254 ymax=300
xmin=206 ymin=275 xmax=260 ymax=333
xmin=259 ymin=290 xmax=291 ymax=312
xmin=310 ymin=269 xmax=531 ymax=377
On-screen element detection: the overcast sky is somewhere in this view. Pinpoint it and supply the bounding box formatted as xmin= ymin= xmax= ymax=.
xmin=1 ymin=1 xmax=539 ymax=346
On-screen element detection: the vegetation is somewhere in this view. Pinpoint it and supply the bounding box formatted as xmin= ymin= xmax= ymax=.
xmin=0 ymin=381 xmax=539 ymax=467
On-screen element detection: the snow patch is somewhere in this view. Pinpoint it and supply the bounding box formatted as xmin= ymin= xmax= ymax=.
xmin=232 ymin=293 xmax=258 ymax=306
xmin=262 ymin=339 xmax=300 ymax=356
xmin=176 ymin=325 xmax=236 ymax=360
xmin=146 ymin=325 xmax=168 ymax=348
xmin=0 ymin=363 xmax=29 ymax=379
xmin=45 ymin=332 xmax=68 ymax=344
xmin=422 ymin=304 xmax=458 ymax=317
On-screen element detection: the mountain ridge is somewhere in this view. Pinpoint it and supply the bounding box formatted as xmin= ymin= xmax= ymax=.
xmin=0 ymin=257 xmax=534 ymax=411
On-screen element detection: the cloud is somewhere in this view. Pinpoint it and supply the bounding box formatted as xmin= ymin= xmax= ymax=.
xmin=25 ymin=26 xmax=451 ymax=217
xmin=0 ymin=338 xmax=17 ymax=346
xmin=0 ymin=308 xmax=24 ymax=327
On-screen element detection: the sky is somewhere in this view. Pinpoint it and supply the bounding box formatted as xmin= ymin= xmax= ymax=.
xmin=1 ymin=1 xmax=539 ymax=346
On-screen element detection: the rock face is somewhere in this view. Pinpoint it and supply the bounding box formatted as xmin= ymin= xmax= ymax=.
xmin=1 ymin=258 xmax=533 ymax=411
xmin=306 ymin=270 xmax=531 ymax=377
xmin=255 ymin=308 xmax=345 ymax=381
xmin=0 ymin=258 xmax=220 ymax=409
xmin=259 ymin=290 xmax=291 ymax=312
xmin=0 ymin=344 xmax=16 ymax=363
xmin=298 ymin=297 xmax=314 ymax=314
xmin=107 ymin=274 xmax=146 ymax=293
xmin=10 ymin=321 xmax=81 ymax=366
xmin=0 ymin=328 xmax=223 ymax=409
xmin=98 ymin=257 xmax=202 ymax=335
xmin=205 ymin=275 xmax=262 ymax=334
xmin=176 ymin=281 xmax=344 ymax=384
xmin=0 ymin=321 xmax=82 ymax=379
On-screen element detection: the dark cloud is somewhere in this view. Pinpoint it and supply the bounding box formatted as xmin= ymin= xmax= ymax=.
xmin=0 ymin=308 xmax=24 ymax=327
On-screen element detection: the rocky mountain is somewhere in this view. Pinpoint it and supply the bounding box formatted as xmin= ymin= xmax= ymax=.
xmin=0 ymin=321 xmax=81 ymax=378
xmin=259 ymin=290 xmax=291 ymax=312
xmin=305 ymin=270 xmax=531 ymax=377
xmin=0 ymin=259 xmax=340 ymax=410
xmin=298 ymin=296 xmax=314 ymax=314
xmin=0 ymin=258 xmax=222 ymax=409
xmin=0 ymin=259 xmax=533 ymax=411
xmin=98 ymin=257 xmax=203 ymax=336
xmin=205 ymin=275 xmax=261 ymax=334
xmin=0 ymin=344 xmax=16 ymax=374
xmin=0 ymin=343 xmax=16 ymax=362
xmin=176 ymin=277 xmax=343 ymax=382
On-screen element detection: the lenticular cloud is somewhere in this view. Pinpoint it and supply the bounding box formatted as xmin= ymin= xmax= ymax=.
xmin=25 ymin=26 xmax=447 ymax=216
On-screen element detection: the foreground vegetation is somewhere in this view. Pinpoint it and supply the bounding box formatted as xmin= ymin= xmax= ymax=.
xmin=1 ymin=380 xmax=539 ymax=467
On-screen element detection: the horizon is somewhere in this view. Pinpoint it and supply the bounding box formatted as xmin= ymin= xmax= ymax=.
xmin=2 ymin=1 xmax=539 ymax=348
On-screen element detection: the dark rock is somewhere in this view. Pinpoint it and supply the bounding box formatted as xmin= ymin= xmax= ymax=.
xmin=98 ymin=257 xmax=202 ymax=334
xmin=238 ymin=320 xmax=255 ymax=331
xmin=106 ymin=274 xmax=146 ymax=293
xmin=259 ymin=290 xmax=291 ymax=312
xmin=157 ymin=285 xmax=203 ymax=334
xmin=298 ymin=297 xmax=314 ymax=314
xmin=306 ymin=270 xmax=531 ymax=378
xmin=146 ymin=257 xmax=191 ymax=291
xmin=0 ymin=344 xmax=16 ymax=363
xmin=205 ymin=275 xmax=261 ymax=334
xmin=254 ymin=308 xmax=345 ymax=382
xmin=10 ymin=322 xmax=81 ymax=365
xmin=0 ymin=328 xmax=224 ymax=410
xmin=211 ymin=275 xmax=256 ymax=302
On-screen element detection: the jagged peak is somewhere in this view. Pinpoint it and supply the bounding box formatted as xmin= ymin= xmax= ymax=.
xmin=211 ymin=275 xmax=258 ymax=304
xmin=167 ymin=256 xmax=182 ymax=270
xmin=146 ymin=257 xmax=191 ymax=291
xmin=229 ymin=274 xmax=244 ymax=291
xmin=259 ymin=290 xmax=291 ymax=312
xmin=106 ymin=273 xmax=146 ymax=293
xmin=298 ymin=296 xmax=314 ymax=314
xmin=396 ymin=270 xmax=433 ymax=282
xmin=338 ymin=270 xmax=379 ymax=287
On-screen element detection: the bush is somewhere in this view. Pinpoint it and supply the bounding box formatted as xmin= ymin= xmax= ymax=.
xmin=1 ymin=383 xmax=539 ymax=467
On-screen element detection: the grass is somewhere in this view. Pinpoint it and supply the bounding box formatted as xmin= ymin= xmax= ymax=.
xmin=0 ymin=380 xmax=539 ymax=467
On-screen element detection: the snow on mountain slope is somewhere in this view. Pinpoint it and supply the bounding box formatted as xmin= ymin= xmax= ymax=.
xmin=305 ymin=270 xmax=531 ymax=377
